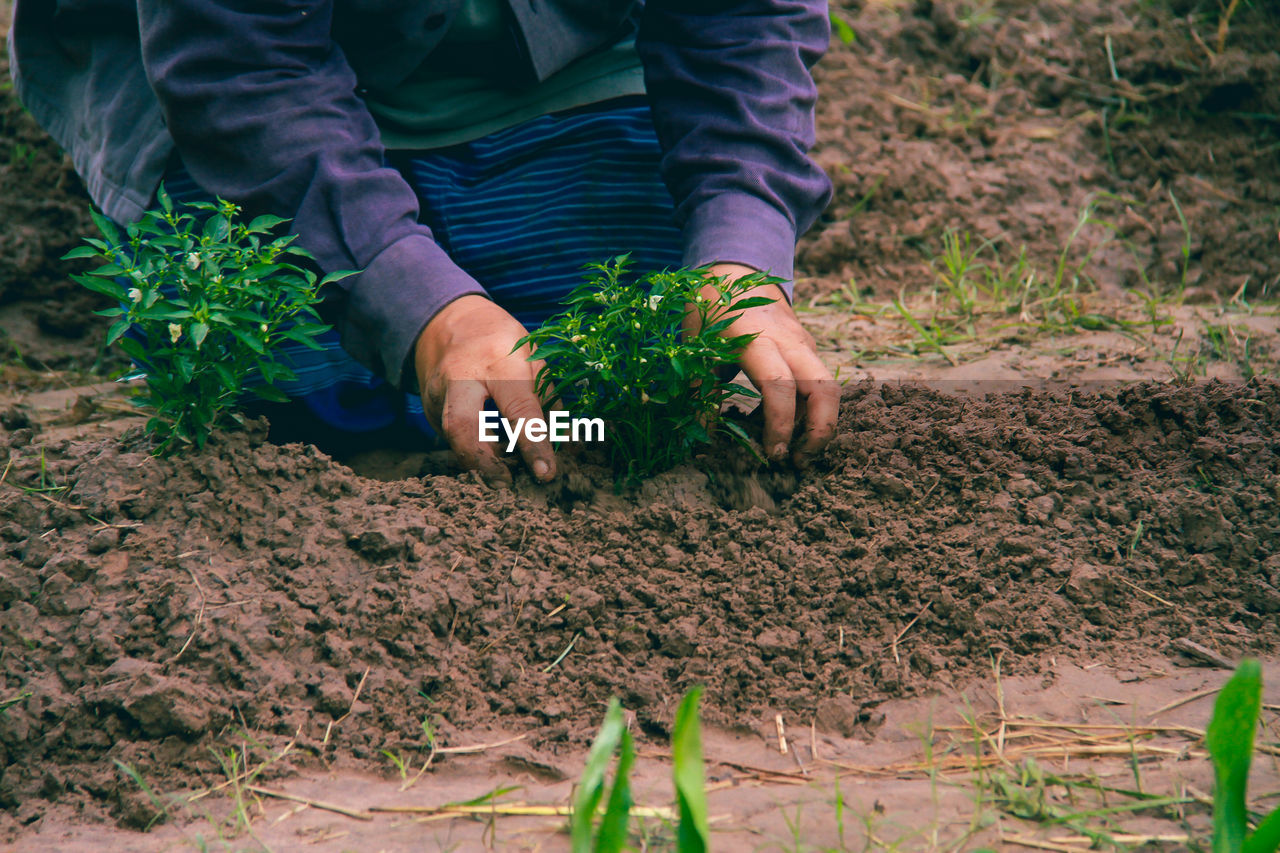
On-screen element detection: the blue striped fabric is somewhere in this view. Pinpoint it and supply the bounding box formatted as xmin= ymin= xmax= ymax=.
xmin=158 ymin=97 xmax=684 ymax=439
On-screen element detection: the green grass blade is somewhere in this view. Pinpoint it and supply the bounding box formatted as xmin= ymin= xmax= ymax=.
xmin=450 ymin=784 xmax=522 ymax=808
xmin=1207 ymin=659 xmax=1263 ymax=853
xmin=572 ymin=698 xmax=627 ymax=853
xmin=672 ymin=686 xmax=711 ymax=852
xmin=595 ymin=728 xmax=635 ymax=853
xmin=113 ymin=760 xmax=170 ymax=831
xmin=0 ymin=691 xmax=31 ymax=715
xmin=1244 ymin=806 xmax=1280 ymax=853
xmin=830 ymin=11 xmax=856 ymax=44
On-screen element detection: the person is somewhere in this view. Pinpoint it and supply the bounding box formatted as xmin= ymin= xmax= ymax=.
xmin=8 ymin=0 xmax=839 ymax=483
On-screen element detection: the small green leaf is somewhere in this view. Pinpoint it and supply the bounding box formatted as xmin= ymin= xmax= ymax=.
xmin=319 ymin=269 xmax=361 ymax=286
xmin=571 ymin=698 xmax=627 ymax=853
xmin=703 ymin=317 xmax=736 ymax=336
xmin=281 ymin=328 xmax=326 ymax=350
xmin=672 ymin=686 xmax=711 ymax=853
xmin=136 ymin=305 xmax=191 ymax=322
xmin=189 ymin=322 xmax=209 ymax=348
xmin=830 ymin=11 xmax=856 ymax=44
xmin=1245 ymin=807 xmax=1280 ymax=853
xmin=723 ymin=419 xmax=751 ymax=444
xmin=1208 ymin=659 xmax=1263 ymax=853
xmin=61 ymin=245 xmax=102 ymax=261
xmin=202 ymin=214 xmax=230 ymax=243
xmin=595 ymin=727 xmax=634 ymax=853
xmin=212 ymin=363 xmax=236 ymax=391
xmin=118 ymin=337 xmax=146 ymax=361
xmin=89 ymin=209 xmax=121 ymax=245
xmin=250 ymin=385 xmax=290 ymax=403
xmin=722 ymin=382 xmax=760 ymax=398
xmin=1075 ymin=314 xmax=1115 ymax=331
xmin=174 ymin=356 xmax=194 ymax=384
xmin=246 ymin=214 xmax=289 ymax=233
xmin=106 ymin=319 xmax=132 ymax=346
xmin=75 ymin=275 xmax=127 ymax=300
xmin=229 ymin=327 xmax=267 ymax=355
xmin=726 ymin=295 xmax=778 ymax=311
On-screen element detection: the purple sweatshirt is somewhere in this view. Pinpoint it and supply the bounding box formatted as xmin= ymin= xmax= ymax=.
xmin=9 ymin=0 xmax=833 ymax=390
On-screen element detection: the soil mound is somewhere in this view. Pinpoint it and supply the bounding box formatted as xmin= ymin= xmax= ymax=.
xmin=2 ymin=380 xmax=1278 ymax=827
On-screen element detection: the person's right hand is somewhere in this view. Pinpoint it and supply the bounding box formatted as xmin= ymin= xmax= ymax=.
xmin=413 ymin=295 xmax=556 ymax=485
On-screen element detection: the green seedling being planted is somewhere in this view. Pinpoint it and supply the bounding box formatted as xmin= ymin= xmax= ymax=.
xmin=517 ymin=256 xmax=776 ymax=484
xmin=1206 ymin=658 xmax=1280 ymax=853
xmin=66 ymin=187 xmax=353 ymax=454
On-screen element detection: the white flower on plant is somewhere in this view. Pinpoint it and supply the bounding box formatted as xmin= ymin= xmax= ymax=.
xmin=185 ymin=252 xmax=201 ymax=270
xmin=168 ymin=323 xmax=183 ymax=343
xmin=647 ymin=294 xmax=662 ymax=311
xmin=127 ymin=287 xmax=142 ymax=303
xmin=260 ymin=323 xmax=268 ymax=334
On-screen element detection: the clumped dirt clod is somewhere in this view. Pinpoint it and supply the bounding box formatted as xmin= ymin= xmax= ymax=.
xmin=2 ymin=380 xmax=1278 ymax=828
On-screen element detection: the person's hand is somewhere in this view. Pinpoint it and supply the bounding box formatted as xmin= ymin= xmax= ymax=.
xmin=414 ymin=295 xmax=556 ymax=485
xmin=690 ymin=263 xmax=839 ymax=467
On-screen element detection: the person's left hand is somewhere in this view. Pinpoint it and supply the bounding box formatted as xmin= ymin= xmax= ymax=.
xmin=687 ymin=263 xmax=839 ymax=468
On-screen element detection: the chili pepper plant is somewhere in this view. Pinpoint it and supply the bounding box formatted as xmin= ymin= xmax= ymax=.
xmin=67 ymin=187 xmax=353 ymax=455
xmin=516 ymin=256 xmax=777 ymax=485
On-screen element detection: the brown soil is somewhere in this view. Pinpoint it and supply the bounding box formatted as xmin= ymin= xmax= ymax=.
xmin=804 ymin=0 xmax=1280 ymax=301
xmin=0 ymin=43 xmax=106 ymax=375
xmin=12 ymin=659 xmax=1279 ymax=851
xmin=3 ymin=0 xmax=1280 ymax=846
xmin=3 ymin=379 xmax=1279 ymax=833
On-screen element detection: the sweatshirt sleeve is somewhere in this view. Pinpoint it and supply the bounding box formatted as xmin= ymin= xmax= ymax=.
xmin=635 ymin=0 xmax=834 ymax=298
xmin=135 ymin=0 xmax=486 ymax=390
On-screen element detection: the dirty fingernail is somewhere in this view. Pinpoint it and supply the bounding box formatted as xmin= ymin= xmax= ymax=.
xmin=772 ymin=443 xmax=788 ymax=460
xmin=533 ymin=459 xmax=550 ymax=480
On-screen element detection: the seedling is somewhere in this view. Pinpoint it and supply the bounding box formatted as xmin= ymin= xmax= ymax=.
xmin=570 ymin=686 xmax=711 ymax=851
xmin=571 ymin=697 xmax=636 ymax=852
xmin=382 ymin=749 xmax=411 ymax=782
xmin=0 ymin=691 xmax=30 ymax=715
xmin=1206 ymin=658 xmax=1280 ymax=853
xmin=517 ymin=257 xmax=777 ymax=484
xmin=66 ymin=187 xmax=354 ymax=454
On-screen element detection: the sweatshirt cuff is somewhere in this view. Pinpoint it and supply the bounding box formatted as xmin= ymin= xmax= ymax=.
xmin=340 ymin=233 xmax=488 ymax=391
xmin=681 ymin=193 xmax=798 ymax=300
